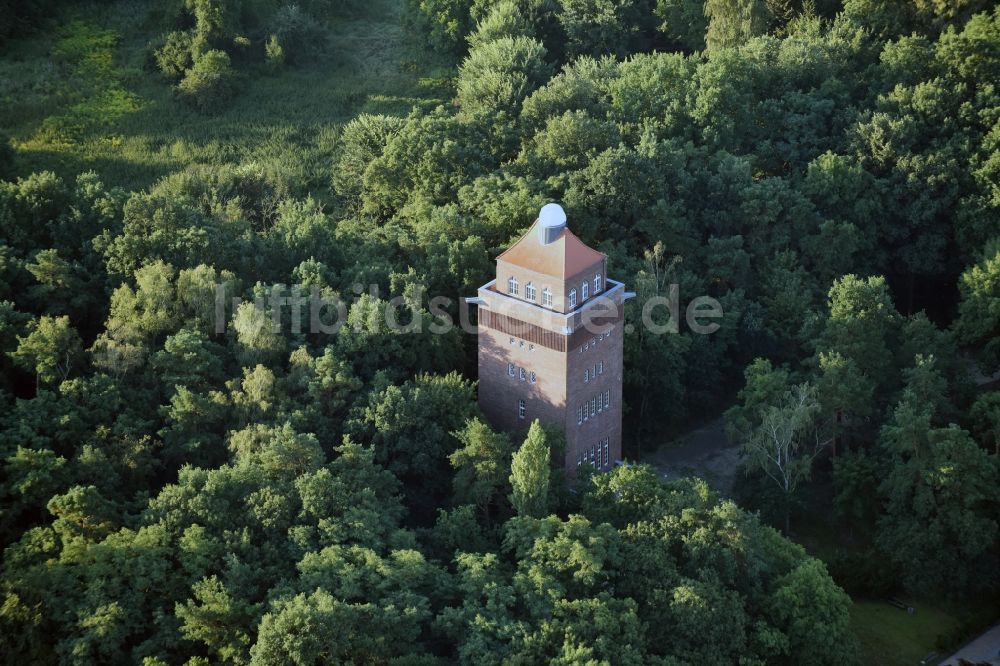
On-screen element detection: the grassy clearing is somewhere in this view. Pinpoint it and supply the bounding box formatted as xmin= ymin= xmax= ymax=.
xmin=783 ymin=476 xmax=965 ymax=664
xmin=1 ymin=0 xmax=451 ymax=194
xmin=851 ymin=600 xmax=960 ymax=665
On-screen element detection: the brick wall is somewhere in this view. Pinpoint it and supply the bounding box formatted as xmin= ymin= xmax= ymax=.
xmin=478 ymin=299 xmax=624 ymax=475
xmin=564 ymin=317 xmax=623 ymax=471
xmin=478 ymin=325 xmax=568 ymax=437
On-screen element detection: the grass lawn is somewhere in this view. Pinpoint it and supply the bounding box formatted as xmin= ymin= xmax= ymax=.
xmin=0 ymin=0 xmax=450 ymax=195
xmin=851 ymin=600 xmax=961 ymax=665
xmin=786 ymin=478 xmax=964 ymax=664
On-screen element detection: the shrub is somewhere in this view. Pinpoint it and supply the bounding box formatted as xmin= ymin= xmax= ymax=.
xmin=403 ymin=0 xmax=476 ymax=57
xmin=558 ymin=0 xmax=646 ymax=58
xmin=154 ymin=30 xmax=195 ymax=79
xmin=467 ymin=0 xmax=533 ymax=49
xmin=176 ymin=49 xmax=239 ymax=111
xmin=332 ymin=114 xmax=406 ymax=201
xmin=270 ymin=4 xmax=327 ymax=65
xmin=265 ymin=34 xmax=285 ymax=66
xmin=456 ymin=36 xmax=553 ymax=117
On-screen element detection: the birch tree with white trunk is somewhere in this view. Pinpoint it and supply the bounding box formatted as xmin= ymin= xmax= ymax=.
xmin=741 ymin=382 xmax=827 ymax=535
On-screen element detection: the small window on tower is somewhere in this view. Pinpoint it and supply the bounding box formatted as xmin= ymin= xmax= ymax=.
xmin=518 ymin=399 xmax=525 ymax=419
xmin=591 ymin=397 xmax=597 ymax=415
xmin=577 ymin=407 xmax=583 ymax=424
xmin=598 ymin=360 xmax=604 ymax=375
xmin=508 ymin=363 xmax=515 ymax=377
xmin=569 ymin=289 xmax=577 ymax=308
xmin=584 ymin=369 xmax=590 ymax=383
xmin=604 ymin=389 xmax=610 ymax=407
xmin=508 ymin=276 xmax=518 ymax=295
xmin=519 ymin=367 xmax=526 ymax=382
xmin=525 ymin=282 xmax=536 ymax=301
xmin=530 ymin=371 xmax=536 ymax=383
xmin=542 ymin=288 xmax=552 ymax=307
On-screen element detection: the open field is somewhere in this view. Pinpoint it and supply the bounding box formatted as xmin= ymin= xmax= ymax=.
xmin=0 ymin=0 xmax=449 ymax=195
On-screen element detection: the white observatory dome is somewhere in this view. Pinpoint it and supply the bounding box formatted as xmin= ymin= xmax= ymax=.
xmin=538 ymin=203 xmax=567 ymax=245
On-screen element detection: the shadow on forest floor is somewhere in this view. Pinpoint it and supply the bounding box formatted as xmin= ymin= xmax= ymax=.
xmin=641 ymin=417 xmax=741 ymax=495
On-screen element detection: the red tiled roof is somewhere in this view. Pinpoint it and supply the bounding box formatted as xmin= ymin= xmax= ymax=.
xmin=496 ymin=219 xmax=605 ymax=279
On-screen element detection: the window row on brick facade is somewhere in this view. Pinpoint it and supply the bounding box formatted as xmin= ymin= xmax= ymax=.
xmin=507 ymin=273 xmax=603 ymax=310
xmin=580 ymin=329 xmax=611 ymax=354
xmin=569 ymin=273 xmax=602 ymax=309
xmin=508 ymin=362 xmax=537 ymax=384
xmin=576 ymin=389 xmax=612 ymax=424
xmin=577 ymin=437 xmax=610 ymax=469
xmin=584 ymin=360 xmax=604 ymax=383
xmin=509 ymin=336 xmax=536 ymax=352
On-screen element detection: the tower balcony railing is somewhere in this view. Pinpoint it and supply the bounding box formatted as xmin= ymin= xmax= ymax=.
xmin=471 ymin=278 xmax=626 ymax=335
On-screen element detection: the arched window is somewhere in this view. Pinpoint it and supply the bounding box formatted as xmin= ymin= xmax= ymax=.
xmin=582 ymin=281 xmax=589 ymax=300
xmin=542 ymin=288 xmax=552 ymax=307
xmin=507 ymin=276 xmax=518 ymax=295
xmin=594 ymin=273 xmax=602 ymax=293
xmin=525 ymin=282 xmax=536 ymax=301
xmin=518 ymin=399 xmax=525 ymax=419
xmin=569 ymin=289 xmax=577 ymax=308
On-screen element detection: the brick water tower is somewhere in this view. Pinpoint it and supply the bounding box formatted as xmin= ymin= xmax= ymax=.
xmin=471 ymin=203 xmax=627 ymax=473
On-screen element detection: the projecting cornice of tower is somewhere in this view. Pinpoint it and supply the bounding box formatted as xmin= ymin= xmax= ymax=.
xmin=496 ymin=203 xmax=606 ymax=280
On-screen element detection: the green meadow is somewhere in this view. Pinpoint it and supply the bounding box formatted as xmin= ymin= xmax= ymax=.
xmin=1 ymin=0 xmax=448 ymax=195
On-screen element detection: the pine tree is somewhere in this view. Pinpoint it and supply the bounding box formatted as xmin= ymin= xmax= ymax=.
xmin=509 ymin=420 xmax=551 ymax=518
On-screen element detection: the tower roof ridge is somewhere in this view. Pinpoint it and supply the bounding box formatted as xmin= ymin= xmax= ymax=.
xmin=496 ymin=218 xmax=605 ymax=279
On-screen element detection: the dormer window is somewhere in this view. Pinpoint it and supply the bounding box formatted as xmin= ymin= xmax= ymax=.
xmin=525 ymin=282 xmax=536 ymax=301
xmin=582 ymin=281 xmax=589 ymax=301
xmin=569 ymin=289 xmax=577 ymax=308
xmin=594 ymin=273 xmax=602 ymax=293
xmin=507 ymin=276 xmax=518 ymax=295
xmin=542 ymin=288 xmax=552 ymax=307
